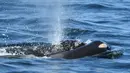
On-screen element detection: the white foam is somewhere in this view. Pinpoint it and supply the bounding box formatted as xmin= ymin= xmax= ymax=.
xmin=42 ymin=56 xmax=51 ymax=59
xmin=0 ymin=49 xmax=13 ymax=56
xmin=24 ymin=55 xmax=51 ymax=59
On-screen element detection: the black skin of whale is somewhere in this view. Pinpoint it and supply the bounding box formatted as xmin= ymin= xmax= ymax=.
xmin=48 ymin=41 xmax=110 ymax=59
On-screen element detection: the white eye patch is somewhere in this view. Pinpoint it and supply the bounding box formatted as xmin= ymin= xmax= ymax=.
xmin=98 ymin=43 xmax=108 ymax=48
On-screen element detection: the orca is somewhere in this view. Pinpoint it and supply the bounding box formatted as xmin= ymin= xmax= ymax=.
xmin=47 ymin=41 xmax=109 ymax=59
xmin=0 ymin=40 xmax=122 ymax=59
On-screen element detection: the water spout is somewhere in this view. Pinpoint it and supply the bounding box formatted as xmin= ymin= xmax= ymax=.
xmin=48 ymin=0 xmax=64 ymax=45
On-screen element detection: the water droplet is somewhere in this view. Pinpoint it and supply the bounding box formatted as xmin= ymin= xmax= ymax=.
xmin=2 ymin=34 xmax=6 ymax=36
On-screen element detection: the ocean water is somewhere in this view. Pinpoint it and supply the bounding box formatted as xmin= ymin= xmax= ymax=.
xmin=0 ymin=0 xmax=130 ymax=73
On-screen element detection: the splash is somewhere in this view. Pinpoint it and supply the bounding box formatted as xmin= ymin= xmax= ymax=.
xmin=0 ymin=48 xmax=13 ymax=56
xmin=52 ymin=15 xmax=63 ymax=45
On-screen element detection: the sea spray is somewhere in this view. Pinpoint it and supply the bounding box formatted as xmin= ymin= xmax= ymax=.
xmin=39 ymin=0 xmax=64 ymax=45
xmin=29 ymin=0 xmax=65 ymax=44
xmin=50 ymin=0 xmax=64 ymax=45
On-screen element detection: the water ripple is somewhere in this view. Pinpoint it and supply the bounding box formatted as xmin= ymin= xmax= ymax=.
xmin=0 ymin=0 xmax=130 ymax=73
xmin=64 ymin=3 xmax=130 ymax=12
xmin=7 ymin=71 xmax=40 ymax=73
xmin=64 ymin=28 xmax=96 ymax=36
xmin=64 ymin=3 xmax=109 ymax=9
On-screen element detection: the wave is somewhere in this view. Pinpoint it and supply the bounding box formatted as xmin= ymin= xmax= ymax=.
xmin=7 ymin=71 xmax=40 ymax=73
xmin=64 ymin=3 xmax=130 ymax=12
xmin=64 ymin=28 xmax=96 ymax=36
xmin=0 ymin=42 xmax=50 ymax=47
xmin=94 ymin=32 xmax=130 ymax=39
xmin=0 ymin=63 xmax=16 ymax=69
xmin=0 ymin=1 xmax=36 ymax=8
xmin=64 ymin=19 xmax=95 ymax=27
xmin=63 ymin=19 xmax=97 ymax=36
xmin=64 ymin=3 xmax=110 ymax=10
xmin=107 ymin=41 xmax=130 ymax=47
xmin=0 ymin=17 xmax=23 ymax=23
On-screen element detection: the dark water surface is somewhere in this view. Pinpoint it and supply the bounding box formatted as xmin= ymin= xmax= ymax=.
xmin=0 ymin=0 xmax=130 ymax=73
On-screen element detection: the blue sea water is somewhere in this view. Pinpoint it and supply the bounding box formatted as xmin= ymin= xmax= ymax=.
xmin=0 ymin=0 xmax=130 ymax=73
